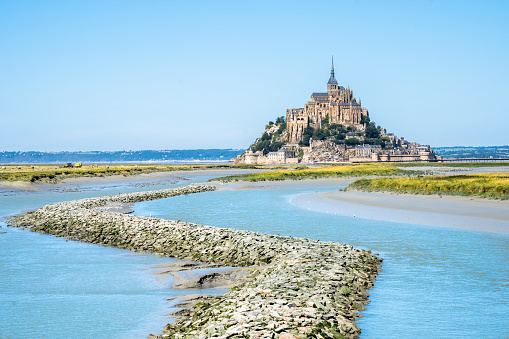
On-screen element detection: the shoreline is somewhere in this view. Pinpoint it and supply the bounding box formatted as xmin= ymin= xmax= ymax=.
xmin=291 ymin=190 xmax=509 ymax=233
xmin=0 ymin=168 xmax=263 ymax=195
xmin=208 ymin=169 xmax=509 ymax=234
xmin=212 ymin=177 xmax=356 ymax=191
xmin=8 ymin=184 xmax=381 ymax=338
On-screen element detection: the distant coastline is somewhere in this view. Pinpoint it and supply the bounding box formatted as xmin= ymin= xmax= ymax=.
xmin=1 ymin=146 xmax=508 ymax=164
xmin=0 ymin=149 xmax=245 ymax=164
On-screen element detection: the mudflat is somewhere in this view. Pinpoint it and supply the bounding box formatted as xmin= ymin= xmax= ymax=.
xmin=0 ymin=169 xmax=262 ymax=195
xmin=292 ymin=190 xmax=509 ymax=233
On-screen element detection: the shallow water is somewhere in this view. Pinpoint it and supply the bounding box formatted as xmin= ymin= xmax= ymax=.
xmin=133 ymin=186 xmax=509 ymax=338
xmin=2 ymin=173 xmax=508 ymax=338
xmin=0 ymin=176 xmax=225 ymax=339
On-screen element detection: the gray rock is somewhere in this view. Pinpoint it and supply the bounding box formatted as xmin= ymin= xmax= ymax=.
xmin=8 ymin=184 xmax=382 ymax=339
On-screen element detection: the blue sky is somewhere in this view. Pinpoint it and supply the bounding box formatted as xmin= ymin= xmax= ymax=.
xmin=1 ymin=0 xmax=508 ymax=151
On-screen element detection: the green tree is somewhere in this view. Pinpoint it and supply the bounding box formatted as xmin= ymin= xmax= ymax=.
xmin=313 ymin=128 xmax=328 ymax=140
xmin=360 ymin=115 xmax=370 ymax=125
xmin=321 ymin=114 xmax=330 ymax=127
xmin=365 ymin=122 xmax=380 ymax=139
xmin=345 ymin=137 xmax=361 ymax=146
xmin=335 ymin=133 xmax=345 ymax=142
xmin=276 ymin=122 xmax=287 ymax=134
xmin=275 ymin=116 xmax=285 ymax=124
xmin=298 ymin=126 xmax=314 ymax=147
xmin=365 ymin=138 xmax=385 ymax=147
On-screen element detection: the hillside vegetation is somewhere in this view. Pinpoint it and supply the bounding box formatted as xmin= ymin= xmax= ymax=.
xmin=297 ymin=115 xmax=389 ymax=148
xmin=249 ymin=116 xmax=288 ymax=155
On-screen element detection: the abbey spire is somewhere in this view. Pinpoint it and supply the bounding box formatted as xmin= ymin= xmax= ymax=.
xmin=327 ymin=53 xmax=339 ymax=95
xmin=327 ymin=53 xmax=338 ymax=85
xmin=287 ymin=55 xmax=369 ymax=144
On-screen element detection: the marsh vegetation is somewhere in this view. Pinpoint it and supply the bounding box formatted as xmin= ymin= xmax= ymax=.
xmin=349 ymin=172 xmax=509 ymax=199
xmin=213 ymin=163 xmax=411 ymax=182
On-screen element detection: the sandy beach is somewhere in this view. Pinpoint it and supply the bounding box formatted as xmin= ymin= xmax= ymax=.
xmin=292 ymin=190 xmax=509 ymax=233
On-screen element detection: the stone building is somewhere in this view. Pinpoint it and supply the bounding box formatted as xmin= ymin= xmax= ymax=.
xmin=242 ymin=146 xmax=298 ymax=165
xmin=286 ymin=56 xmax=369 ymax=143
xmin=267 ymin=146 xmax=297 ymax=164
xmin=236 ymin=55 xmax=441 ymax=164
xmin=350 ymin=143 xmax=441 ymax=162
xmin=355 ymin=145 xmax=382 ymax=157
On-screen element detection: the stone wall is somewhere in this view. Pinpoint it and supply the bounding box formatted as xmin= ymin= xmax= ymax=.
xmin=9 ymin=184 xmax=381 ymax=339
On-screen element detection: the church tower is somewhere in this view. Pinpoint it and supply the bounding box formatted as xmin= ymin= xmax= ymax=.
xmin=327 ymin=54 xmax=339 ymax=96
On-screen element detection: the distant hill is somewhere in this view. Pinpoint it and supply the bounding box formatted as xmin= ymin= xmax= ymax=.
xmin=0 ymin=149 xmax=245 ymax=164
xmin=433 ymin=146 xmax=509 ymax=159
xmin=3 ymin=146 xmax=507 ymax=164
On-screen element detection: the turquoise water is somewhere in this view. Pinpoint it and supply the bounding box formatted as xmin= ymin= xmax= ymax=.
xmin=0 ymin=177 xmax=225 ymax=339
xmin=133 ymin=187 xmax=509 ymax=338
xmin=2 ymin=176 xmax=508 ymax=338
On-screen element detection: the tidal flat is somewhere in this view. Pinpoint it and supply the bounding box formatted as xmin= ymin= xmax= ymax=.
xmin=1 ymin=167 xmax=508 ymax=338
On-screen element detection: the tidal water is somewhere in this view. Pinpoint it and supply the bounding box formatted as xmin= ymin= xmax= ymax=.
xmin=2 ymin=176 xmax=508 ymax=338
xmin=133 ymin=187 xmax=509 ymax=338
xmin=0 ymin=177 xmax=224 ymax=339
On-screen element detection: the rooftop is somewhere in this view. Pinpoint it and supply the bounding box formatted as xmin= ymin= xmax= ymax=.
xmin=328 ymin=74 xmax=338 ymax=85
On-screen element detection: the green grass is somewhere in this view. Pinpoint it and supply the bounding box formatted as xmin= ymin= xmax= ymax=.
xmin=349 ymin=172 xmax=509 ymax=199
xmin=211 ymin=164 xmax=413 ymax=182
xmin=396 ymin=161 xmax=509 ymax=168
xmin=0 ymin=164 xmax=303 ymax=183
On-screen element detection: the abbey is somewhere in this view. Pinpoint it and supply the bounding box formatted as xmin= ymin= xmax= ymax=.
xmin=235 ymin=56 xmax=440 ymax=164
xmin=286 ymin=56 xmax=369 ymax=144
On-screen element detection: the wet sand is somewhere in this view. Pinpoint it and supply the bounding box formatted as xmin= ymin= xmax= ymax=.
xmin=211 ymin=171 xmax=509 ymax=234
xmin=4 ymin=167 xmax=508 ymax=234
xmin=0 ymin=169 xmax=262 ymax=195
xmin=213 ymin=177 xmax=356 ymax=191
xmin=292 ymin=190 xmax=509 ymax=233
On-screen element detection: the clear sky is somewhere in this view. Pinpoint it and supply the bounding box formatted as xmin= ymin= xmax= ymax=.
xmin=1 ymin=0 xmax=508 ymax=151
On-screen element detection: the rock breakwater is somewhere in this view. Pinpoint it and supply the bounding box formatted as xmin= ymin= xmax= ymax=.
xmin=9 ymin=184 xmax=382 ymax=338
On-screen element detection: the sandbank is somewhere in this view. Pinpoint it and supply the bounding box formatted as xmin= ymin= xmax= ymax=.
xmin=0 ymin=169 xmax=262 ymax=195
xmin=292 ymin=190 xmax=509 ymax=233
xmin=213 ymin=177 xmax=356 ymax=191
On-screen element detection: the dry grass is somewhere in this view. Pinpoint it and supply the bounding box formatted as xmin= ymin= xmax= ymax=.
xmin=213 ymin=163 xmax=412 ymax=182
xmin=349 ymin=172 xmax=509 ymax=199
xmin=0 ymin=163 xmax=292 ymax=183
xmin=396 ymin=161 xmax=509 ymax=168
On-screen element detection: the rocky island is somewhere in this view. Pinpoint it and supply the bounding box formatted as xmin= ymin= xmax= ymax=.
xmin=235 ymin=56 xmax=440 ymax=164
xmin=9 ymin=184 xmax=381 ymax=338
